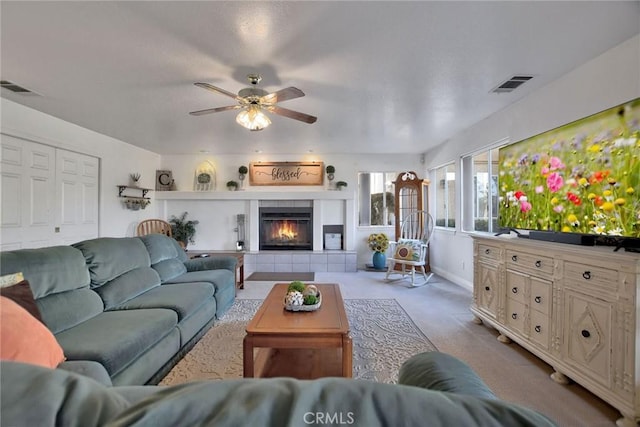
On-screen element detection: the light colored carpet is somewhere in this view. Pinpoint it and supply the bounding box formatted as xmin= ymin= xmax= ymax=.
xmin=160 ymin=298 xmax=436 ymax=385
xmin=246 ymin=272 xmax=315 ymax=281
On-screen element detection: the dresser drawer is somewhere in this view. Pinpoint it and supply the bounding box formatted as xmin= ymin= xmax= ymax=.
xmin=506 ymin=271 xmax=527 ymax=305
xmin=530 ymin=277 xmax=552 ymax=316
xmin=530 ymin=309 xmax=550 ymax=350
xmin=505 ymin=298 xmax=526 ymax=335
xmin=507 ymin=250 xmax=554 ymax=278
xmin=564 ymin=261 xmax=618 ymax=293
xmin=478 ymin=243 xmax=501 ymax=263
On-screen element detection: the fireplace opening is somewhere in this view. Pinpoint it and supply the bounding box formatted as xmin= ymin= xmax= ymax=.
xmin=259 ymin=207 xmax=312 ymax=250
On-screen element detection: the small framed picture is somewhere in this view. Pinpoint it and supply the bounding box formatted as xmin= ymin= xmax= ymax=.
xmin=156 ymin=170 xmax=173 ymax=191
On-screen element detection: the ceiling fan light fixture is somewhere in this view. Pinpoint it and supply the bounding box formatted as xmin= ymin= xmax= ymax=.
xmin=236 ymin=105 xmax=271 ymax=131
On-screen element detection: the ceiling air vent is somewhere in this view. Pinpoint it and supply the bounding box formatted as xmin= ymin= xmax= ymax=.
xmin=1 ymin=80 xmax=35 ymax=94
xmin=491 ymin=75 xmax=533 ymax=93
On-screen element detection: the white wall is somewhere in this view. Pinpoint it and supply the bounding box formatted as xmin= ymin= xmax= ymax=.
xmin=161 ymin=153 xmax=422 ymax=267
xmin=1 ymin=99 xmax=162 ymax=238
xmin=422 ymin=34 xmax=640 ymax=289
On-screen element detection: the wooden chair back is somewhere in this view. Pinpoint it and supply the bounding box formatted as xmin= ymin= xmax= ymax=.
xmin=137 ymin=219 xmax=172 ymax=237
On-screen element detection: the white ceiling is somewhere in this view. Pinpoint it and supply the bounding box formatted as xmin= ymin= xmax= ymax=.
xmin=1 ymin=1 xmax=638 ymax=155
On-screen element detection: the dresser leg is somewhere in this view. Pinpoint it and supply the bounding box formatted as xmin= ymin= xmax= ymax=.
xmin=550 ymin=370 xmax=570 ymax=385
xmin=472 ymin=316 xmax=483 ymax=325
xmin=615 ymin=413 xmax=637 ymax=427
xmin=497 ymin=334 xmax=512 ymax=344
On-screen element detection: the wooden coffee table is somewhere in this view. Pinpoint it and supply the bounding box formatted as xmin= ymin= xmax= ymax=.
xmin=243 ymin=283 xmax=352 ymax=379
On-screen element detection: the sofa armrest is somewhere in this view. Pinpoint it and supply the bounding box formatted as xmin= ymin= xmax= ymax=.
xmin=398 ymin=352 xmax=497 ymax=400
xmin=183 ymin=256 xmax=237 ymax=273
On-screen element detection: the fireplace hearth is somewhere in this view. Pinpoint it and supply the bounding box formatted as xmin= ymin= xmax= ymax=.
xmin=259 ymin=207 xmax=313 ymax=250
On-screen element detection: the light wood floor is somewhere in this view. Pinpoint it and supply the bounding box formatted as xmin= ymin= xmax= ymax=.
xmin=239 ymin=270 xmax=619 ymax=427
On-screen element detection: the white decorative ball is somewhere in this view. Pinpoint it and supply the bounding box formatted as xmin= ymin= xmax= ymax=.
xmin=303 ymin=285 xmax=318 ymax=297
xmin=284 ymin=291 xmax=304 ymax=306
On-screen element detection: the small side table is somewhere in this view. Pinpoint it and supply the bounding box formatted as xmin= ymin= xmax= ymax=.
xmin=188 ymin=251 xmax=244 ymax=292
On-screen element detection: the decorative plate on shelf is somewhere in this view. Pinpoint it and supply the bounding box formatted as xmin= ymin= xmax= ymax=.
xmin=193 ymin=160 xmax=216 ymax=191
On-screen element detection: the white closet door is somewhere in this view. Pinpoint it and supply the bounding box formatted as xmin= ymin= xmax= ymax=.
xmin=54 ymin=150 xmax=99 ymax=245
xmin=0 ymin=136 xmax=100 ymax=250
xmin=1 ymin=136 xmax=56 ymax=250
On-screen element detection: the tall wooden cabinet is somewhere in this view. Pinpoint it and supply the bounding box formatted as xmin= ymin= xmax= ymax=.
xmin=471 ymin=235 xmax=640 ymax=427
xmin=393 ymin=171 xmax=429 ymax=238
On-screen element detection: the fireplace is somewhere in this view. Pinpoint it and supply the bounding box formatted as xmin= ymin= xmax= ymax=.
xmin=259 ymin=207 xmax=313 ymax=250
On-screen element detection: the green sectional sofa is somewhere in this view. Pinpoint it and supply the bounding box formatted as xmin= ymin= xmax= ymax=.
xmin=0 ymin=352 xmax=557 ymax=426
xmin=0 ymin=234 xmax=236 ymax=386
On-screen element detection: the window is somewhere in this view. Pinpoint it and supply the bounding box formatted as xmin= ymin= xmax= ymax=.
xmin=433 ymin=163 xmax=456 ymax=228
xmin=462 ymin=145 xmax=503 ymax=233
xmin=358 ymin=172 xmax=398 ymax=226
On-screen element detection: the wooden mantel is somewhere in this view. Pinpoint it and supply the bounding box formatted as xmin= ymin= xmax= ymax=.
xmin=155 ymin=190 xmax=356 ymax=252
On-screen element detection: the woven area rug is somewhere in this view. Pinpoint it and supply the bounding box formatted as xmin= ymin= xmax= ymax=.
xmin=161 ymin=299 xmax=436 ymax=385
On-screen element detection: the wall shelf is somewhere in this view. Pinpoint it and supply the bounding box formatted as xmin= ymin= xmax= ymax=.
xmin=117 ymin=185 xmax=152 ymax=198
xmin=118 ymin=185 xmax=152 ymax=210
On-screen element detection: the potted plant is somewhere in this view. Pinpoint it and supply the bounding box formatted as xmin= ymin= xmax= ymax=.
xmin=325 ymin=165 xmax=335 ymax=189
xmin=226 ymin=180 xmax=239 ymax=191
xmin=238 ymin=166 xmax=248 ymax=190
xmin=169 ymin=212 xmax=199 ymax=249
xmin=336 ymin=181 xmax=348 ymax=190
xmin=325 ymin=165 xmax=335 ymax=179
xmin=367 ymin=232 xmax=389 ymax=270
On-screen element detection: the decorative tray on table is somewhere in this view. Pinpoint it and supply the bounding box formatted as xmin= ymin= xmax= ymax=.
xmin=283 ymin=281 xmax=322 ymax=312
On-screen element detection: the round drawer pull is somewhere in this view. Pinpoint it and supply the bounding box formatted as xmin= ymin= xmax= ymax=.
xmin=535 ymin=260 xmax=542 ymax=268
xmin=582 ymin=271 xmax=592 ymax=280
xmin=581 ymin=330 xmax=591 ymax=338
xmin=535 ymin=325 xmax=541 ymax=333
xmin=511 ymin=313 xmax=518 ymax=320
xmin=534 ymin=296 xmax=542 ymax=304
xmin=511 ymin=255 xmax=518 ymax=262
xmin=485 ymin=249 xmax=490 ymax=255
xmin=484 ymin=286 xmax=490 ymax=291
xmin=511 ymin=287 xmax=518 ymax=294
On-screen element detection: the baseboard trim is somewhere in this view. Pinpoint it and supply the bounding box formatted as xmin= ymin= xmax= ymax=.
xmin=431 ymin=267 xmax=472 ymax=292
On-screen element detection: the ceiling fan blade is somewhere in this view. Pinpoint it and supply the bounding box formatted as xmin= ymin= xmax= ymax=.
xmin=260 ymin=87 xmax=305 ymax=104
xmin=189 ymin=105 xmax=242 ymax=116
xmin=267 ymin=105 xmax=317 ymax=124
xmin=194 ymin=82 xmax=241 ymax=100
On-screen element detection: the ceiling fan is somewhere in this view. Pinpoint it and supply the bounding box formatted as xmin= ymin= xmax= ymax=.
xmin=189 ymin=74 xmax=317 ymax=131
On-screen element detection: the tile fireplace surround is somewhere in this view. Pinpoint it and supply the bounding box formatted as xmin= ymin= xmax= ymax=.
xmin=156 ymin=190 xmax=357 ymax=273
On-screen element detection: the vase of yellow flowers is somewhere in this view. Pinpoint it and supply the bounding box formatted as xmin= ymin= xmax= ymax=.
xmin=368 ymin=232 xmax=389 ymax=270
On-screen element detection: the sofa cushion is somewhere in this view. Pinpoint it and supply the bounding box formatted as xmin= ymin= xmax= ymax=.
xmin=55 ymin=309 xmax=178 ymax=377
xmin=36 ymin=288 xmax=105 ymax=334
xmin=0 ymin=246 xmax=102 ymax=333
xmin=92 ymin=267 xmax=161 ymax=310
xmin=0 ymin=296 xmax=66 ymax=368
xmin=138 ymin=234 xmax=188 ymax=282
xmin=112 ymin=282 xmax=214 ymax=321
xmin=73 ymin=237 xmax=151 ymax=286
xmin=151 ymin=259 xmax=188 ymax=282
xmin=0 ymin=246 xmax=91 ymax=298
xmin=164 ymin=270 xmax=234 ymax=293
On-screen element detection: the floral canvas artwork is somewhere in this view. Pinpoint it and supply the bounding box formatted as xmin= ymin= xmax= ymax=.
xmin=499 ymin=98 xmax=640 ymax=238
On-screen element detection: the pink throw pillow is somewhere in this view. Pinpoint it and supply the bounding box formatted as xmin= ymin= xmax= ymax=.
xmin=0 ymin=296 xmax=65 ymax=368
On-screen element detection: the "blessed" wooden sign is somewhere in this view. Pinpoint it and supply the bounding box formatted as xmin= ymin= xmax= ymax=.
xmin=249 ymin=162 xmax=324 ymax=186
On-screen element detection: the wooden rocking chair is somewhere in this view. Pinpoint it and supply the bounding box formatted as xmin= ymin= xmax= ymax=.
xmin=385 ymin=211 xmax=434 ymax=287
